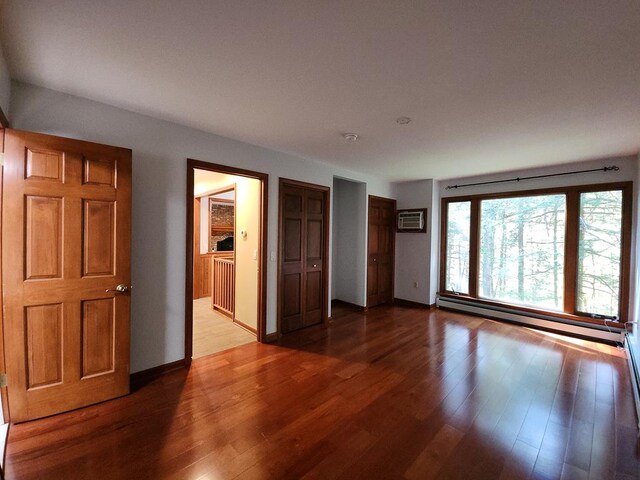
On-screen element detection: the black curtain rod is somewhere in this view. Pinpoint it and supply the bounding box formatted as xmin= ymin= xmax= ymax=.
xmin=445 ymin=166 xmax=619 ymax=190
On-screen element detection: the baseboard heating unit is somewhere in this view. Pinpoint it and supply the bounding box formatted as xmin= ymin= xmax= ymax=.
xmin=436 ymin=295 xmax=624 ymax=344
xmin=624 ymin=335 xmax=640 ymax=433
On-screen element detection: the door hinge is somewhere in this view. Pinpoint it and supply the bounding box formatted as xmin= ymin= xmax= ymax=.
xmin=0 ymin=373 xmax=7 ymax=388
xmin=0 ymin=152 xmax=4 ymax=166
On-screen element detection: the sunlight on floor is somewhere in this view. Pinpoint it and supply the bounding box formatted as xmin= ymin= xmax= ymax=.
xmin=524 ymin=327 xmax=626 ymax=358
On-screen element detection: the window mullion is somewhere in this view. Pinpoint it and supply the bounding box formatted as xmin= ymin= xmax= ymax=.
xmin=439 ymin=198 xmax=448 ymax=293
xmin=564 ymin=191 xmax=579 ymax=314
xmin=469 ymin=199 xmax=479 ymax=298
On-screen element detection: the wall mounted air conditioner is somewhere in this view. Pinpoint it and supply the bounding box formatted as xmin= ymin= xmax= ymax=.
xmin=397 ymin=210 xmax=426 ymax=232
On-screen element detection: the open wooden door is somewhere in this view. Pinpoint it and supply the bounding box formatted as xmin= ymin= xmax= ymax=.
xmin=2 ymin=129 xmax=132 ymax=422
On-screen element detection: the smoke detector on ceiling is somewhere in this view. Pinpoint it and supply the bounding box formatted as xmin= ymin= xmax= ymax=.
xmin=342 ymin=133 xmax=359 ymax=142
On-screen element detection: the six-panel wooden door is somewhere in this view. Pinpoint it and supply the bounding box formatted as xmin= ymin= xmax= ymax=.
xmin=2 ymin=129 xmax=132 ymax=422
xmin=278 ymin=181 xmax=328 ymax=334
xmin=367 ymin=196 xmax=396 ymax=308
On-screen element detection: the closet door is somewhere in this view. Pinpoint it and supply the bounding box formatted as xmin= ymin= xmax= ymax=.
xmin=278 ymin=180 xmax=328 ymax=334
xmin=367 ymin=196 xmax=396 ymax=307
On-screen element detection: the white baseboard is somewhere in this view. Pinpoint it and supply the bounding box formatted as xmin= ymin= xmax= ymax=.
xmin=436 ymin=296 xmax=624 ymax=344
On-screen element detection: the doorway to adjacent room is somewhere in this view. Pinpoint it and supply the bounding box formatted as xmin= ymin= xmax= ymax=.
xmin=186 ymin=160 xmax=268 ymax=360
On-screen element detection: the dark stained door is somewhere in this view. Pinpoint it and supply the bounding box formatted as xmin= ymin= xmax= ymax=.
xmin=367 ymin=196 xmax=396 ymax=307
xmin=279 ymin=181 xmax=328 ymax=334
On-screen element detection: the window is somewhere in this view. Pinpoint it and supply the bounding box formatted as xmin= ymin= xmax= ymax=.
xmin=577 ymin=190 xmax=623 ymax=317
xmin=440 ymin=183 xmax=630 ymax=323
xmin=445 ymin=201 xmax=471 ymax=294
xmin=479 ymin=194 xmax=566 ymax=311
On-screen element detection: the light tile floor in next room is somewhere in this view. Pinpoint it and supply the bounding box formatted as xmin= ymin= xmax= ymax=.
xmin=192 ymin=297 xmax=255 ymax=358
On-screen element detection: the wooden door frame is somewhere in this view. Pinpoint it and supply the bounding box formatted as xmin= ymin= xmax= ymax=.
xmin=367 ymin=195 xmax=397 ymax=308
xmin=185 ymin=159 xmax=268 ymax=362
xmin=277 ymin=178 xmax=331 ymax=335
xmin=0 ymin=111 xmax=9 ymax=423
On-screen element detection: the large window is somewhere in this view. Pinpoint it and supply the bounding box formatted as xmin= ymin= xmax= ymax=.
xmin=441 ymin=183 xmax=631 ymax=323
xmin=577 ymin=190 xmax=623 ymax=317
xmin=445 ymin=201 xmax=471 ymax=294
xmin=479 ymin=194 xmax=566 ymax=311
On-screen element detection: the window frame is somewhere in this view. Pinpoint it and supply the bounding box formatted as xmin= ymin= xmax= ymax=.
xmin=439 ymin=182 xmax=632 ymax=328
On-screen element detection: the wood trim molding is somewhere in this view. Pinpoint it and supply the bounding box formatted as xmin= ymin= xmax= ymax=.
xmin=331 ymin=299 xmax=367 ymax=312
xmin=185 ymin=159 xmax=269 ymax=363
xmin=0 ymin=106 xmax=8 ymax=129
xmin=393 ymin=298 xmax=433 ymax=309
xmin=234 ymin=319 xmax=257 ymax=335
xmin=196 ymin=184 xmax=235 ymax=199
xmin=279 ymin=177 xmax=330 ymax=191
xmin=129 ymin=359 xmax=187 ymax=390
xmin=264 ymin=332 xmax=279 ymax=343
xmin=0 ymin=128 xmax=7 ymax=424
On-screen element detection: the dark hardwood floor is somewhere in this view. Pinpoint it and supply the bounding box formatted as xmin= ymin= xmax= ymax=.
xmin=6 ymin=305 xmax=640 ymax=479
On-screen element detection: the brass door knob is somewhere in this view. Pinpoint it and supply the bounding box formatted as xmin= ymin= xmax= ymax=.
xmin=106 ymin=284 xmax=130 ymax=293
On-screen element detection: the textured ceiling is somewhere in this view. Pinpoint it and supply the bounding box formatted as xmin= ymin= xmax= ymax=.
xmin=1 ymin=0 xmax=639 ymax=180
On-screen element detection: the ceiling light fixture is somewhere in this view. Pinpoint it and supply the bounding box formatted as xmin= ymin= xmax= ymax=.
xmin=342 ymin=133 xmax=359 ymax=142
xmin=396 ymin=116 xmax=412 ymax=125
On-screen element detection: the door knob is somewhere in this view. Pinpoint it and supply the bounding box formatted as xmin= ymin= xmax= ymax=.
xmin=106 ymin=284 xmax=130 ymax=293
xmin=312 ymin=264 xmax=317 ymax=268
xmin=373 ymin=258 xmax=377 ymax=262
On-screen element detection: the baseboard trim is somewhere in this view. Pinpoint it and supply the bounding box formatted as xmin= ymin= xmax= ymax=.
xmin=437 ymin=296 xmax=623 ymax=344
xmin=234 ymin=319 xmax=257 ymax=335
xmin=264 ymin=332 xmax=279 ymax=343
xmin=130 ymin=359 xmax=187 ymax=390
xmin=331 ymin=299 xmax=367 ymax=312
xmin=0 ymin=106 xmax=9 ymax=128
xmin=393 ymin=298 xmax=433 ymax=309
xmin=624 ymin=335 xmax=640 ymax=433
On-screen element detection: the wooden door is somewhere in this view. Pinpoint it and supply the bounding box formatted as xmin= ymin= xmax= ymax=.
xmin=2 ymin=129 xmax=132 ymax=422
xmin=279 ymin=181 xmax=328 ymax=334
xmin=367 ymin=196 xmax=396 ymax=307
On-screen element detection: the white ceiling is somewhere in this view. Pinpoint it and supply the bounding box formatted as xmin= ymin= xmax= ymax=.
xmin=1 ymin=1 xmax=639 ymax=181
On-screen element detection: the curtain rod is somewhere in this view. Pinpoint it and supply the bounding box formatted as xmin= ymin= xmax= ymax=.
xmin=445 ymin=166 xmax=619 ymax=190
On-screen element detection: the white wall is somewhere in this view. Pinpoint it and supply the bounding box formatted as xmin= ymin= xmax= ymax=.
xmin=234 ymin=176 xmax=261 ymax=330
xmin=9 ymin=81 xmax=394 ymax=373
xmin=0 ymin=41 xmax=10 ymax=119
xmin=440 ymin=157 xmax=637 ymax=198
xmin=331 ymin=178 xmax=367 ymax=306
xmin=393 ymin=180 xmax=436 ymax=305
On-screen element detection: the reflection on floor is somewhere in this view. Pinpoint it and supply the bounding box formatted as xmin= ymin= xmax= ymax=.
xmin=192 ymin=297 xmax=255 ymax=358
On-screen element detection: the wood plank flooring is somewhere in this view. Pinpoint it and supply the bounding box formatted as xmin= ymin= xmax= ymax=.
xmin=5 ymin=305 xmax=640 ymax=479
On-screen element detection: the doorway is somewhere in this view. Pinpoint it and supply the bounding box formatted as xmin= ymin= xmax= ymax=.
xmin=185 ymin=160 xmax=268 ymax=361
